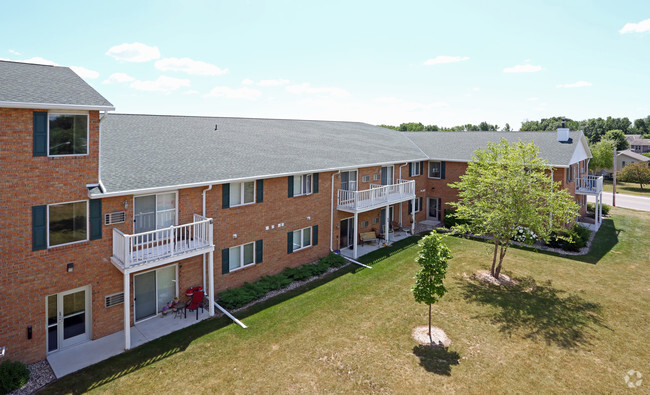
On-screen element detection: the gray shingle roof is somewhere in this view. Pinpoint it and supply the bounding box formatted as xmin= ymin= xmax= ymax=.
xmin=619 ymin=149 xmax=650 ymax=162
xmin=99 ymin=114 xmax=427 ymax=194
xmin=0 ymin=60 xmax=113 ymax=109
xmin=404 ymin=131 xmax=587 ymax=167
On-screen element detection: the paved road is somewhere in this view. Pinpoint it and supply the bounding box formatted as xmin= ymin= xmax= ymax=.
xmin=588 ymin=191 xmax=650 ymax=212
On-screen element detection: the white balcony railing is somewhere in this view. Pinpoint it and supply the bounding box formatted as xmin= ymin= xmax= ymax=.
xmin=112 ymin=214 xmax=213 ymax=270
xmin=575 ymin=175 xmax=603 ymax=195
xmin=337 ymin=179 xmax=415 ymax=212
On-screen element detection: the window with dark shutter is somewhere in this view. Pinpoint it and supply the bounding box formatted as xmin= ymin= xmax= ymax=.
xmin=222 ymin=184 xmax=230 ymax=209
xmin=32 ymin=205 xmax=47 ymax=251
xmin=222 ymin=248 xmax=230 ymax=274
xmin=288 ymin=176 xmax=294 ymax=198
xmin=255 ymin=240 xmax=263 ymax=263
xmin=89 ymin=199 xmax=102 ymax=240
xmin=313 ymin=225 xmax=319 ymax=246
xmin=33 ymin=112 xmax=48 ymax=157
xmin=256 ymin=180 xmax=264 ymax=203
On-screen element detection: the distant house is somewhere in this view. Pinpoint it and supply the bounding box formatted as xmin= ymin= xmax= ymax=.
xmin=600 ymin=149 xmax=650 ymax=177
xmin=626 ymin=134 xmax=650 ymax=153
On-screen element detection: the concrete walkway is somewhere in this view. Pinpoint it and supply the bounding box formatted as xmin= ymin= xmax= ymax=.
xmin=588 ymin=192 xmax=650 ymax=212
xmin=48 ymin=309 xmax=210 ymax=378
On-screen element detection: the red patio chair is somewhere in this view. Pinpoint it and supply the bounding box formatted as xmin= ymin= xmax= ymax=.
xmin=187 ymin=289 xmax=205 ymax=320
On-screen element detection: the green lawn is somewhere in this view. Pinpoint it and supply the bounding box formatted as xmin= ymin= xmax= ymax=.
xmin=43 ymin=208 xmax=650 ymax=394
xmin=603 ymin=179 xmax=650 ymax=197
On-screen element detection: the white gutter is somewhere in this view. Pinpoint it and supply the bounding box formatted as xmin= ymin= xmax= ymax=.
xmin=330 ymin=169 xmax=372 ymax=269
xmin=398 ymin=162 xmax=408 ymax=181
xmin=0 ymin=101 xmax=115 ymax=111
xmin=214 ymin=302 xmax=247 ymax=328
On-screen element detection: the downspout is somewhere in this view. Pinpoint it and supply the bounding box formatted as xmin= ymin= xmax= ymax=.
xmin=202 ymin=185 xmax=214 ymax=297
xmin=98 ymin=111 xmax=108 ymax=192
xmin=330 ymin=170 xmax=372 ymax=269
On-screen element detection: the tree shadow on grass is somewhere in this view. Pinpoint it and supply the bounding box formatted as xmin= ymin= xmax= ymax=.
xmin=459 ymin=277 xmax=609 ymax=349
xmin=412 ymin=345 xmax=460 ymax=376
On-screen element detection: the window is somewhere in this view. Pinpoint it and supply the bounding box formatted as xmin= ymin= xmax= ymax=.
xmin=361 ymin=220 xmax=369 ymax=228
xmin=230 ymin=181 xmax=255 ymax=206
xmin=372 ymin=217 xmax=380 ymax=225
xmin=49 ymin=114 xmax=88 ymax=156
xmin=567 ymin=165 xmax=574 ymax=183
xmin=229 ymin=242 xmax=255 ymax=271
xmin=361 ymin=175 xmax=370 ymax=183
xmin=134 ymin=192 xmax=176 ymax=234
xmin=410 ymin=161 xmax=422 ymax=177
xmin=372 ymin=174 xmax=380 ymax=181
xmin=414 ymin=197 xmax=423 ymax=213
xmin=429 ymin=161 xmax=441 ymax=178
xmin=341 ymin=170 xmax=357 ymax=191
xmin=49 ymin=201 xmax=88 ymax=247
xmin=292 ymin=227 xmax=312 ymax=252
xmin=294 ymin=174 xmax=312 ymax=196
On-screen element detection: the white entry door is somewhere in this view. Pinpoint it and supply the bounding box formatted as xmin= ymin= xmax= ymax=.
xmin=46 ymin=285 xmax=91 ymax=353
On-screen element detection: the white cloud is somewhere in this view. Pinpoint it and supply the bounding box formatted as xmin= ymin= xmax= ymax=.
xmin=527 ymin=97 xmax=539 ymax=101
xmin=556 ymin=81 xmax=592 ymax=88
xmin=8 ymin=49 xmax=21 ymax=55
xmin=103 ymin=72 xmax=136 ymax=84
xmin=241 ymin=78 xmax=254 ymax=85
xmin=154 ymin=57 xmax=228 ymax=76
xmin=503 ymin=64 xmax=542 ymax=73
xmin=286 ymin=83 xmax=350 ymax=97
xmin=375 ymin=96 xmax=401 ymax=104
xmin=70 ymin=66 xmax=99 ymax=79
xmin=424 ymin=56 xmax=469 ymax=65
xmin=374 ymin=96 xmax=447 ymax=111
xmin=183 ymin=90 xmax=200 ymax=95
xmin=204 ymin=86 xmax=262 ymax=100
xmin=106 ymin=42 xmax=160 ymax=62
xmin=619 ymin=18 xmax=650 ymax=34
xmin=130 ymin=76 xmax=190 ymax=92
xmin=257 ymin=79 xmax=290 ymax=87
xmin=21 ymin=57 xmax=58 ymax=66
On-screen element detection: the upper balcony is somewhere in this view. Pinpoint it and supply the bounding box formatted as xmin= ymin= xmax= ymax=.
xmin=337 ymin=179 xmax=416 ymax=213
xmin=111 ymin=214 xmax=214 ymax=273
xmin=575 ymin=175 xmax=603 ymax=195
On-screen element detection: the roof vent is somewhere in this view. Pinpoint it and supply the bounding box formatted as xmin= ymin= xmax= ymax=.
xmin=214 ymin=124 xmax=218 ymax=130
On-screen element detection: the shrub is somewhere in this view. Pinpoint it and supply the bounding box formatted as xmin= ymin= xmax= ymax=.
xmin=546 ymin=224 xmax=591 ymax=252
xmin=587 ymin=202 xmax=611 ymax=216
xmin=320 ymin=253 xmax=346 ymax=268
xmin=257 ymin=274 xmax=292 ymax=291
xmin=0 ymin=360 xmax=29 ymax=394
xmin=443 ymin=209 xmax=469 ymax=228
xmin=512 ymin=226 xmax=538 ymax=244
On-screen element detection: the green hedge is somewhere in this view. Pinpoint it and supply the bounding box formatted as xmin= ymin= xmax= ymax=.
xmin=0 ymin=360 xmax=29 ymax=394
xmin=217 ymin=253 xmax=346 ymax=310
xmin=587 ymin=202 xmax=611 ymax=216
xmin=443 ymin=209 xmax=470 ymax=228
xmin=546 ymin=224 xmax=592 ymax=252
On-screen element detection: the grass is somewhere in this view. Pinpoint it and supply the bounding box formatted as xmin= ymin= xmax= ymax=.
xmin=603 ymin=179 xmax=650 ymax=197
xmin=42 ymin=208 xmax=650 ymax=393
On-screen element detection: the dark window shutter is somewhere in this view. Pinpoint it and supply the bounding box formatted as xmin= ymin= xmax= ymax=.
xmin=287 ymin=231 xmax=293 ymax=253
xmin=32 ymin=205 xmax=47 ymax=250
xmin=420 ymin=161 xmax=424 ymax=175
xmin=89 ymin=199 xmax=102 ymax=240
xmin=408 ymin=200 xmax=412 ymax=215
xmin=313 ymin=173 xmax=319 ymax=193
xmin=256 ymin=179 xmax=263 ymax=203
xmin=312 ymin=225 xmax=319 ymax=246
xmin=222 ymin=183 xmax=230 ymax=209
xmin=409 ymin=162 xmax=413 ymax=176
xmin=288 ymin=176 xmax=294 ymax=198
xmin=221 ymin=248 xmax=230 ymax=274
xmin=33 ymin=112 xmax=48 ymax=157
xmin=255 ymin=239 xmax=263 ymax=263
xmin=441 ymin=161 xmax=446 ymax=179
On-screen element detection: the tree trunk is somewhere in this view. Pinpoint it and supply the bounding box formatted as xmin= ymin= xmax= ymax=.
xmin=428 ymin=304 xmax=433 ymax=345
xmin=491 ymin=239 xmax=499 ymax=277
xmin=494 ymin=244 xmax=508 ymax=278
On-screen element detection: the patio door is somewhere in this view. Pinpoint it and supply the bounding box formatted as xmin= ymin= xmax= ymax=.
xmin=340 ymin=217 xmax=355 ymax=249
xmin=47 ymin=286 xmax=91 ymax=353
xmin=341 ymin=170 xmax=357 ymax=191
xmin=380 ymin=166 xmax=394 ymax=185
xmin=134 ymin=193 xmax=177 ymax=234
xmin=134 ymin=265 xmax=177 ymax=322
xmin=427 ymin=198 xmax=441 ymax=221
xmin=380 ymin=206 xmax=395 ymax=234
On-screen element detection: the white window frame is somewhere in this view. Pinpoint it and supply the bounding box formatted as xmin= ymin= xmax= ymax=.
xmin=410 ymin=162 xmax=422 ymax=177
xmin=428 ymin=161 xmax=442 ymax=179
xmin=361 ymin=220 xmax=369 ymax=228
xmin=47 ymin=111 xmax=90 ymax=157
xmin=372 ymin=174 xmax=380 ymax=181
xmin=229 ymin=241 xmax=256 ymax=272
xmin=133 ymin=264 xmax=179 ymax=323
xmin=294 ymin=174 xmax=313 ymax=196
xmin=47 ymin=200 xmax=89 ymax=248
xmin=361 ymin=175 xmax=370 ymax=183
xmin=230 ymin=181 xmax=256 ymax=207
xmin=132 ymin=191 xmax=179 ymax=234
xmin=292 ymin=226 xmax=313 ymax=252
xmin=372 ymin=217 xmax=380 ymax=225
xmin=341 ymin=170 xmax=358 ymax=191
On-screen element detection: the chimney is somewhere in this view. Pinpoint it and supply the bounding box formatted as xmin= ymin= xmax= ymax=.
xmin=556 ymin=117 xmax=569 ymax=142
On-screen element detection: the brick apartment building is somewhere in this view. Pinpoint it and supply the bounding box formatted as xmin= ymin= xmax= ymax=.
xmin=0 ymin=60 xmax=599 ymax=370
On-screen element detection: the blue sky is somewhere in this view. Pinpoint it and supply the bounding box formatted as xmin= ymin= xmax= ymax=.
xmin=2 ymin=0 xmax=650 ymax=129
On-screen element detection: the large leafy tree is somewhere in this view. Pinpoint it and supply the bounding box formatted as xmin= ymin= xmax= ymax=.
xmin=589 ymin=139 xmax=615 ymax=171
xmin=603 ymin=130 xmax=630 ymax=151
xmin=412 ymin=231 xmax=452 ymax=344
xmin=449 ymin=139 xmax=580 ymax=279
xmin=618 ymin=162 xmax=650 ymax=190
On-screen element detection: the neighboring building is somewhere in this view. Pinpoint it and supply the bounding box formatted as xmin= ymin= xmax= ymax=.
xmin=0 ymin=60 xmax=598 ymax=369
xmin=600 ymin=149 xmax=650 ymax=177
xmin=626 ymin=134 xmax=650 ymax=153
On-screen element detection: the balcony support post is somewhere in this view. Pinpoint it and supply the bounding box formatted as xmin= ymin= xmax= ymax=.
xmin=123 ymin=271 xmax=131 ymax=350
xmin=385 ymin=204 xmax=390 ymax=243
xmin=353 ymin=212 xmax=359 ymax=259
xmin=411 ymin=197 xmax=416 ymax=235
xmin=208 ymin=250 xmax=215 ymax=317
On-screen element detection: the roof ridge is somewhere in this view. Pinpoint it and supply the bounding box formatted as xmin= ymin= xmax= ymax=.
xmin=108 ymin=112 xmax=368 ymax=125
